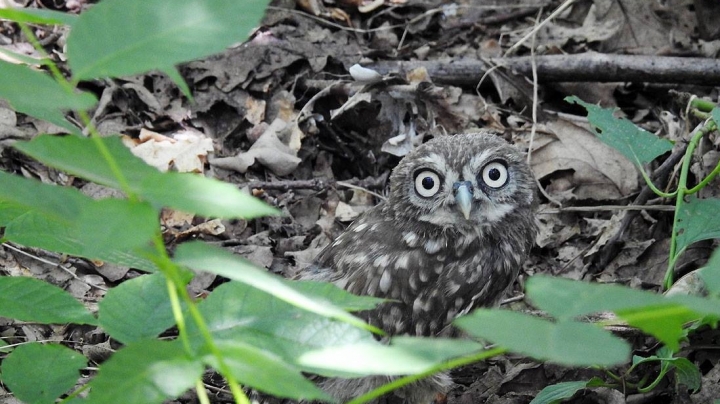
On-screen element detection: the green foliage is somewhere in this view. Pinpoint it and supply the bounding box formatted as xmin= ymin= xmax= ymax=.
xmin=1 ymin=1 xmax=719 ymax=403
xmin=0 ymin=276 xmax=96 ymax=325
xmin=676 ymin=196 xmax=720 ymax=255
xmin=530 ymin=379 xmax=605 ymax=404
xmin=0 ymin=60 xmax=95 ymax=132
xmin=516 ymin=97 xmax=720 ymax=402
xmin=98 ymin=273 xmax=178 ymax=344
xmin=456 ymin=309 xmax=629 ymax=366
xmin=566 ymin=96 xmax=673 ymax=165
xmin=80 ymin=340 xmax=203 ymax=404
xmin=67 ymin=0 xmax=268 ymax=82
xmin=1 ymin=343 xmax=86 ymax=404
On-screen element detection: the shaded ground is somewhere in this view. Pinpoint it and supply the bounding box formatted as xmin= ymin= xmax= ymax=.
xmin=2 ymin=0 xmax=720 ymax=403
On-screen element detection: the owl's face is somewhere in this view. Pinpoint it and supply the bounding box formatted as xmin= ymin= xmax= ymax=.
xmin=387 ymin=133 xmax=535 ymax=234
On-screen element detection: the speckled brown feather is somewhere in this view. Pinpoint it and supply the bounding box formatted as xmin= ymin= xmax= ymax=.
xmin=299 ymin=131 xmax=537 ymax=403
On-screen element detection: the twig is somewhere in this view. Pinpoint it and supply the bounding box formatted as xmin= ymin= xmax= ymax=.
xmin=504 ymin=0 xmax=577 ymax=56
xmin=244 ymin=175 xmax=388 ymax=193
xmin=538 ymin=205 xmax=675 ymax=214
xmin=2 ymin=242 xmax=108 ymax=291
xmin=365 ymin=54 xmax=720 ymax=85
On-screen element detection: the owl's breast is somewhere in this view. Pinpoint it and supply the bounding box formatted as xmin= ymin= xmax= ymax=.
xmin=305 ymin=207 xmax=527 ymax=337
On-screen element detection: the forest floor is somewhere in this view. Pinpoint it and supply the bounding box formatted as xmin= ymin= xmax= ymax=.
xmin=2 ymin=0 xmax=720 ymax=403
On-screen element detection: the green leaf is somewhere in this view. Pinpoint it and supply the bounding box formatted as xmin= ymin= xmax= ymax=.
xmin=0 ymin=60 xmax=96 ymax=133
xmin=530 ymin=380 xmax=589 ymax=404
xmin=676 ymin=195 xmax=720 ymax=255
xmin=75 ymin=198 xmax=159 ymax=257
xmin=526 ymin=276 xmax=708 ymax=351
xmin=186 ymin=281 xmax=383 ymax=397
xmin=0 ymin=7 xmax=78 ymax=25
xmin=293 ymin=280 xmax=386 ymax=312
xmin=298 ymin=337 xmax=483 ymax=377
xmin=99 ymin=273 xmax=176 ymax=344
xmin=700 ymin=247 xmax=720 ymax=296
xmin=455 ymin=309 xmax=630 ymax=367
xmin=0 ymin=200 xmax=32 ymax=225
xmin=566 ymin=96 xmax=673 ymax=165
xmin=614 ymin=305 xmax=698 ymax=351
xmin=712 ymin=107 xmax=720 ymax=129
xmin=672 ymin=357 xmax=702 ymax=393
xmin=67 ymin=0 xmax=269 ymax=80
xmin=1 ymin=343 xmax=86 ymax=404
xmin=0 ymin=276 xmax=97 ymax=325
xmin=175 ymin=242 xmax=377 ymax=333
xmin=205 ymin=341 xmax=330 ymax=401
xmin=84 ymin=340 xmax=202 ymax=404
xmin=190 ymin=281 xmax=374 ymax=365
xmin=526 ymin=276 xmax=666 ymax=320
xmin=14 ymin=135 xmax=279 ymax=219
xmin=0 ymin=171 xmax=160 ymax=271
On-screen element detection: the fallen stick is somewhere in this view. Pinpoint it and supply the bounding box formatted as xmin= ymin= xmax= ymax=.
xmin=365 ymin=53 xmax=720 ymax=85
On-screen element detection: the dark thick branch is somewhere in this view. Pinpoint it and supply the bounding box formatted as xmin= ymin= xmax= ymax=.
xmin=365 ymin=54 xmax=720 ymax=85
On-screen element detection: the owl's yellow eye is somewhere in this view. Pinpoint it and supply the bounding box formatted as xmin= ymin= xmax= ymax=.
xmin=481 ymin=161 xmax=508 ymax=188
xmin=414 ymin=170 xmax=441 ymax=197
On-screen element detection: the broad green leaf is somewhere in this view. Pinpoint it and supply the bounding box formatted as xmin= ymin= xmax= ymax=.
xmin=175 ymin=242 xmax=376 ymax=332
xmin=0 ymin=171 xmax=159 ymax=271
xmin=14 ymin=135 xmax=279 ymax=219
xmin=204 ymin=341 xmax=330 ymax=401
xmin=526 ymin=276 xmax=711 ymax=350
xmin=189 ymin=281 xmax=374 ymax=370
xmin=75 ymin=198 xmax=159 ymax=257
xmin=84 ymin=340 xmax=202 ymax=404
xmin=614 ymin=304 xmax=698 ymax=351
xmin=673 ymin=357 xmax=702 ymax=392
xmin=712 ymin=107 xmax=720 ymax=129
xmin=526 ymin=276 xmax=667 ymax=320
xmin=455 ymin=309 xmax=629 ymax=366
xmin=0 ymin=277 xmax=96 ymax=325
xmin=99 ymin=273 xmax=176 ymax=344
xmin=293 ymin=280 xmax=385 ymax=312
xmin=0 ymin=200 xmax=31 ymax=225
xmin=0 ymin=169 xmax=87 ymax=222
xmin=0 ymin=60 xmax=95 ymax=133
xmin=529 ymin=380 xmax=590 ymax=404
xmin=298 ymin=337 xmax=483 ymax=377
xmin=676 ymin=196 xmax=720 ymax=255
xmin=1 ymin=343 xmax=86 ymax=404
xmin=0 ymin=7 xmax=78 ymax=25
xmin=700 ymin=247 xmax=720 ymax=296
xmin=68 ymin=0 xmax=269 ymax=80
xmin=566 ymin=96 xmax=672 ymax=165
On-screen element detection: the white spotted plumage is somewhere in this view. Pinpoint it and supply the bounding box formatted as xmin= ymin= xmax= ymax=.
xmin=298 ymin=131 xmax=537 ymax=403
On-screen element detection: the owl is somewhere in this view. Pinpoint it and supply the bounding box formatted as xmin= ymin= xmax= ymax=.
xmin=299 ymin=131 xmax=537 ymax=403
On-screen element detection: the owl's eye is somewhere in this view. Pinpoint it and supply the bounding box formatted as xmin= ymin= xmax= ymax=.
xmin=414 ymin=170 xmax=441 ymax=197
xmin=481 ymin=161 xmax=509 ymax=188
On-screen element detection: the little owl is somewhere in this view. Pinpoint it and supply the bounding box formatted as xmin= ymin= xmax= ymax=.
xmin=299 ymin=131 xmax=537 ymax=403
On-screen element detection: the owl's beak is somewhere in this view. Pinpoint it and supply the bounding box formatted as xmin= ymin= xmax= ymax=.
xmin=453 ymin=181 xmax=473 ymax=220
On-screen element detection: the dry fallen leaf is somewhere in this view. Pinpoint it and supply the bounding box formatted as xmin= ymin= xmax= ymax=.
xmin=210 ymin=118 xmax=302 ymax=176
xmin=123 ymin=128 xmax=214 ymax=173
xmin=531 ymin=119 xmax=639 ymax=201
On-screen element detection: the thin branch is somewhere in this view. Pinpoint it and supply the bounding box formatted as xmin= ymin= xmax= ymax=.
xmin=365 ymin=54 xmax=720 ymax=85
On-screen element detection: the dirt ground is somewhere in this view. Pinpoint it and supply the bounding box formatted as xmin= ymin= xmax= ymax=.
xmin=2 ymin=0 xmax=720 ymax=403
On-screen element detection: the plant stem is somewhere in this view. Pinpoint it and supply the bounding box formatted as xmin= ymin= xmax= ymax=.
xmin=664 ymin=129 xmax=705 ymax=289
xmin=691 ymin=98 xmax=717 ymax=113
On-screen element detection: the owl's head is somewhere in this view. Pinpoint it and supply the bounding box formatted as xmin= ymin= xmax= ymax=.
xmin=387 ymin=132 xmax=535 ymax=234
